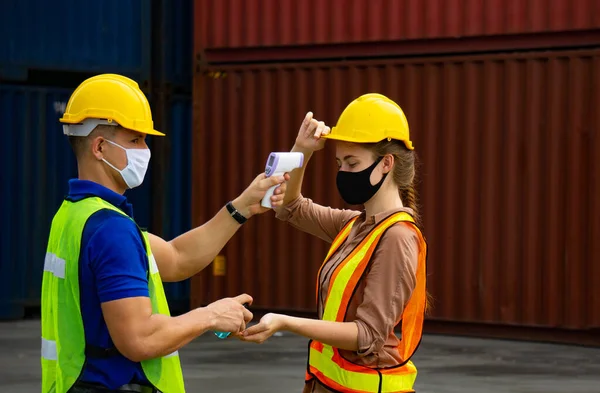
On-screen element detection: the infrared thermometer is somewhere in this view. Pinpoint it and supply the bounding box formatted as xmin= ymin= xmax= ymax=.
xmin=260 ymin=152 xmax=304 ymax=208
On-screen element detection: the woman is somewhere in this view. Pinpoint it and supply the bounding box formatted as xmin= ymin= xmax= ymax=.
xmin=241 ymin=93 xmax=428 ymax=393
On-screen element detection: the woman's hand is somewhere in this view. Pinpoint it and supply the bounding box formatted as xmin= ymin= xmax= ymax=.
xmin=294 ymin=112 xmax=330 ymax=153
xmin=238 ymin=313 xmax=288 ymax=344
xmin=237 ymin=314 xmax=359 ymax=351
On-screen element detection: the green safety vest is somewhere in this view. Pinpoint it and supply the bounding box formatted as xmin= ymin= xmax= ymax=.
xmin=41 ymin=196 xmax=186 ymax=393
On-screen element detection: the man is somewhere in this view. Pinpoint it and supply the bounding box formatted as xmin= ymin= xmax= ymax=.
xmin=41 ymin=74 xmax=290 ymax=393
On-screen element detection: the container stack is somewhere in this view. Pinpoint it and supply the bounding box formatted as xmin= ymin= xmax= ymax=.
xmin=0 ymin=0 xmax=194 ymax=318
xmin=190 ymin=0 xmax=600 ymax=344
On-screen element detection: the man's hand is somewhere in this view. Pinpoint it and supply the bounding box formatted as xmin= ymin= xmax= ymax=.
xmin=206 ymin=294 xmax=254 ymax=334
xmin=232 ymin=172 xmax=291 ymax=218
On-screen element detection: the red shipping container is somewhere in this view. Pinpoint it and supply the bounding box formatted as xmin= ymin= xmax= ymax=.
xmin=194 ymin=0 xmax=600 ymax=62
xmin=191 ymin=48 xmax=600 ymax=337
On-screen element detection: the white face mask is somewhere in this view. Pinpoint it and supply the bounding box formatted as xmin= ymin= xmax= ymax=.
xmin=102 ymin=139 xmax=151 ymax=189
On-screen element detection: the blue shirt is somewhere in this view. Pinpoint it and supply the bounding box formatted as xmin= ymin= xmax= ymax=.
xmin=67 ymin=179 xmax=150 ymax=389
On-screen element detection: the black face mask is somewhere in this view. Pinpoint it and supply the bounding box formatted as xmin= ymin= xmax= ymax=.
xmin=336 ymin=157 xmax=387 ymax=205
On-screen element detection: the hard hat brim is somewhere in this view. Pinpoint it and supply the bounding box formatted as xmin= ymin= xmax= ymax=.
xmin=321 ymin=132 xmax=377 ymax=143
xmin=322 ymin=131 xmax=414 ymax=150
xmin=142 ymin=129 xmax=166 ymax=136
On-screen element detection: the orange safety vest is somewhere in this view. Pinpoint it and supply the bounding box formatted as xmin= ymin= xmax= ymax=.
xmin=305 ymin=212 xmax=427 ymax=393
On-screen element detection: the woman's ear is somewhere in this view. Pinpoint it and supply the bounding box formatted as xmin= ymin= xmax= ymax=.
xmin=382 ymin=154 xmax=395 ymax=174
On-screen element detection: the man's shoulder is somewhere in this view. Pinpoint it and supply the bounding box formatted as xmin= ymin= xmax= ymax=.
xmin=82 ymin=208 xmax=142 ymax=247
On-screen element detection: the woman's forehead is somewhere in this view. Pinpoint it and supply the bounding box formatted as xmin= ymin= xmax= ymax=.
xmin=335 ymin=141 xmax=370 ymax=159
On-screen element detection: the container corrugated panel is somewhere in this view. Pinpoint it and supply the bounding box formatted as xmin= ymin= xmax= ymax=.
xmin=191 ymin=49 xmax=600 ymax=330
xmin=194 ymin=0 xmax=600 ymax=51
xmin=159 ymin=0 xmax=193 ymax=89
xmin=160 ymin=96 xmax=193 ymax=312
xmin=0 ymin=85 xmax=75 ymax=319
xmin=0 ymin=0 xmax=151 ymax=83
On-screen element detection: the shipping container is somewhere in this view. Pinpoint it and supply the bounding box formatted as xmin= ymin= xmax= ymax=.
xmin=194 ymin=0 xmax=600 ymax=63
xmin=0 ymin=0 xmax=151 ymax=84
xmin=156 ymin=95 xmax=193 ymax=312
xmin=155 ymin=0 xmax=194 ymax=90
xmin=0 ymin=85 xmax=192 ymax=319
xmin=0 ymin=85 xmax=75 ymax=319
xmin=191 ymin=49 xmax=600 ymax=335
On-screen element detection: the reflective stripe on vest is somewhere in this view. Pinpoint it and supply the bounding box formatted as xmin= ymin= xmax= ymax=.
xmin=41 ymin=337 xmax=179 ymax=362
xmin=315 ymin=217 xmax=358 ymax=303
xmin=41 ymin=197 xmax=186 ymax=393
xmin=44 ymin=253 xmax=66 ymax=278
xmin=306 ymin=212 xmax=427 ymax=393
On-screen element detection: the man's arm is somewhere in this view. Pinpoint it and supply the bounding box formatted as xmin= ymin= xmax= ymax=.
xmin=147 ymin=204 xmax=242 ymax=283
xmin=150 ymin=172 xmax=289 ymax=282
xmin=88 ymin=212 xmax=254 ymax=361
xmin=102 ymin=294 xmax=252 ymax=362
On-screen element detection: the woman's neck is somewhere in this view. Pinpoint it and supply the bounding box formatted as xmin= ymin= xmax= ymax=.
xmin=363 ymin=183 xmax=403 ymax=217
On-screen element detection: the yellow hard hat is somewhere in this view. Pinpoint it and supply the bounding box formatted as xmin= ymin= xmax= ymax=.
xmin=60 ymin=73 xmax=164 ymax=136
xmin=323 ymin=93 xmax=413 ymax=150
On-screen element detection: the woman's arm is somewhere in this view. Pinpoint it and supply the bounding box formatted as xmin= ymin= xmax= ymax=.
xmin=274 ymin=112 xmax=360 ymax=242
xmin=276 ymin=196 xmax=360 ymax=243
xmin=240 ymin=313 xmax=359 ymax=351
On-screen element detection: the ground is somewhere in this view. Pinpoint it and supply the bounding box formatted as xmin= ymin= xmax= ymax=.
xmin=2 ymin=320 xmax=599 ymax=392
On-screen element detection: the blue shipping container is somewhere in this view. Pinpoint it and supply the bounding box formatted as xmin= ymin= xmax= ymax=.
xmin=162 ymin=96 xmax=193 ymax=240
xmin=160 ymin=0 xmax=193 ymax=89
xmin=0 ymin=0 xmax=151 ymax=83
xmin=0 ymin=85 xmax=75 ymax=319
xmin=157 ymin=96 xmax=193 ymax=312
xmin=0 ymin=85 xmax=192 ymax=319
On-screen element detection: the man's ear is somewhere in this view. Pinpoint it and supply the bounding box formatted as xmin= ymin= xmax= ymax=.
xmin=91 ymin=136 xmax=105 ymax=160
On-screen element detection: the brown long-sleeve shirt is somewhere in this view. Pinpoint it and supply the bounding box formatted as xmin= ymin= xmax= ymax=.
xmin=275 ymin=196 xmax=421 ymax=393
